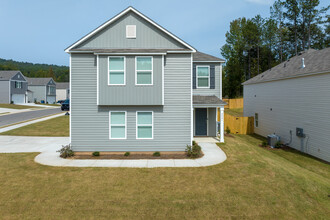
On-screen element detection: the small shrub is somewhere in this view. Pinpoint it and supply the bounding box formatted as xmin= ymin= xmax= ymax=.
xmin=186 ymin=143 xmax=202 ymax=158
xmin=10 ymin=101 xmax=14 ymax=104
xmin=92 ymin=151 xmax=100 ymax=156
xmin=192 ymin=140 xmax=197 ymax=146
xmin=57 ymin=144 xmax=74 ymax=158
xmin=153 ymin=152 xmax=161 ymax=157
xmin=124 ymin=152 xmax=130 ymax=157
xmin=261 ymin=141 xmax=267 ymax=147
xmin=225 ymin=126 xmax=231 ymax=134
xmin=275 ymin=141 xmax=282 ymax=148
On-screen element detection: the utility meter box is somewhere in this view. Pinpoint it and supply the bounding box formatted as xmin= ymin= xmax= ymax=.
xmin=296 ymin=127 xmax=305 ymax=137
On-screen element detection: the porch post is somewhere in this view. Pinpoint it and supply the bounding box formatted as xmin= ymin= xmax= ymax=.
xmin=220 ymin=106 xmax=224 ymax=143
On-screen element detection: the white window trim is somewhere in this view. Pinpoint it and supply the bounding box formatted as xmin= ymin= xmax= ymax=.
xmin=136 ymin=111 xmax=153 ymax=139
xmin=109 ymin=111 xmax=127 ymax=139
xmin=108 ymin=56 xmax=126 ymax=86
xmin=135 ymin=56 xmax=153 ymax=85
xmin=196 ymin=65 xmax=210 ymax=89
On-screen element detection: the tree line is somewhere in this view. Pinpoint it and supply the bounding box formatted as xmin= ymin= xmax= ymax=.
xmin=0 ymin=58 xmax=69 ymax=82
xmin=221 ymin=0 xmax=329 ymax=98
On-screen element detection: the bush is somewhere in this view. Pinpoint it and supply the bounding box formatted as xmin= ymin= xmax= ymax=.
xmin=275 ymin=141 xmax=282 ymax=148
xmin=57 ymin=144 xmax=74 ymax=158
xmin=153 ymin=152 xmax=161 ymax=157
xmin=225 ymin=126 xmax=231 ymax=134
xmin=92 ymin=151 xmax=100 ymax=156
xmin=186 ymin=143 xmax=202 ymax=158
xmin=261 ymin=141 xmax=267 ymax=147
xmin=192 ymin=140 xmax=197 ymax=146
xmin=124 ymin=152 xmax=130 ymax=157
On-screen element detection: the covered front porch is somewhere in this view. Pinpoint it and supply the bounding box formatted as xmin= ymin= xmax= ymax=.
xmin=193 ymin=95 xmax=226 ymax=143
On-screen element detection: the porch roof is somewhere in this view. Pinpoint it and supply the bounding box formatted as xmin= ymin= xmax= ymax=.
xmin=193 ymin=95 xmax=227 ymax=107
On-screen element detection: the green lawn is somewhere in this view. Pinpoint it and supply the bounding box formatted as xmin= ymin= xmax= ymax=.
xmin=0 ymin=104 xmax=40 ymax=109
xmin=1 ymin=115 xmax=69 ymax=136
xmin=225 ymin=107 xmax=244 ymax=117
xmin=0 ymin=134 xmax=329 ymax=219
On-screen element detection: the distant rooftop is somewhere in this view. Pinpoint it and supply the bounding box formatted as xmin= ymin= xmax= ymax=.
xmin=26 ymin=77 xmax=54 ymax=86
xmin=0 ymin=70 xmax=22 ymax=81
xmin=56 ymin=82 xmax=69 ymax=89
xmin=243 ymin=47 xmax=330 ymax=85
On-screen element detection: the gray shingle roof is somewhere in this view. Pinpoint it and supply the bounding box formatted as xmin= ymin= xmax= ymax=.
xmin=193 ymin=95 xmax=227 ymax=105
xmin=26 ymin=77 xmax=54 ymax=86
xmin=56 ymin=82 xmax=69 ymax=89
xmin=0 ymin=70 xmax=21 ymax=81
xmin=243 ymin=47 xmax=330 ymax=85
xmin=193 ymin=51 xmax=225 ymax=62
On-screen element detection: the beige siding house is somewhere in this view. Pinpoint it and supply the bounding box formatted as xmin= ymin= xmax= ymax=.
xmin=243 ymin=48 xmax=330 ymax=162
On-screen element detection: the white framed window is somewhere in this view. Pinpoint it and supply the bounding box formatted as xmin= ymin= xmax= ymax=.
xmin=126 ymin=25 xmax=136 ymax=38
xmin=255 ymin=113 xmax=259 ymax=128
xmin=196 ymin=66 xmax=210 ymax=88
xmin=14 ymin=81 xmax=22 ymax=89
xmin=136 ymin=111 xmax=153 ymax=139
xmin=135 ymin=56 xmax=153 ymax=85
xmin=108 ymin=56 xmax=125 ymax=85
xmin=109 ymin=111 xmax=127 ymax=139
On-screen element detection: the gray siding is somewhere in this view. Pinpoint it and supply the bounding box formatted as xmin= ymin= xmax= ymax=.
xmin=244 ymin=72 xmax=330 ymax=162
xmin=75 ymin=12 xmax=187 ymax=50
xmin=98 ymin=55 xmax=162 ymax=105
xmin=28 ymin=85 xmax=46 ymax=103
xmin=10 ymin=81 xmax=27 ymax=95
xmin=193 ymin=62 xmax=221 ymax=99
xmin=0 ymin=81 xmax=10 ymax=103
xmin=71 ymin=53 xmax=191 ymax=151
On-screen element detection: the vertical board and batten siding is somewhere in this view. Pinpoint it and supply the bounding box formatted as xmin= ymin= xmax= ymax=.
xmin=71 ymin=53 xmax=191 ymax=151
xmin=193 ymin=62 xmax=221 ymax=99
xmin=0 ymin=81 xmax=9 ymax=103
xmin=75 ymin=12 xmax=186 ymax=50
xmin=98 ymin=55 xmax=162 ymax=105
xmin=27 ymin=86 xmax=46 ymax=103
xmin=244 ymin=72 xmax=330 ymax=162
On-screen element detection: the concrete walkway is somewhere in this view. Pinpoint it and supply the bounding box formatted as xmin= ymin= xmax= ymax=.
xmin=0 ymin=113 xmax=65 ymax=133
xmin=0 ymin=136 xmax=227 ymax=168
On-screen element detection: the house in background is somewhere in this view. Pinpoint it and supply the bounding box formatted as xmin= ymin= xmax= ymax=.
xmin=0 ymin=70 xmax=28 ymax=104
xmin=27 ymin=77 xmax=56 ymax=104
xmin=56 ymin=82 xmax=69 ymax=101
xmin=65 ymin=7 xmax=226 ymax=152
xmin=243 ymin=47 xmax=330 ymax=162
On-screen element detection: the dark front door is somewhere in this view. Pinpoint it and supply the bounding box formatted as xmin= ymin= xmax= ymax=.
xmin=195 ymin=108 xmax=207 ymax=136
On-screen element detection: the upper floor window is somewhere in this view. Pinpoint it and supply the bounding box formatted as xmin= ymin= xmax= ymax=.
xmin=49 ymin=86 xmax=55 ymax=94
xmin=197 ymin=66 xmax=210 ymax=88
xmin=136 ymin=57 xmax=152 ymax=85
xmin=109 ymin=57 xmax=125 ymax=85
xmin=14 ymin=81 xmax=22 ymax=89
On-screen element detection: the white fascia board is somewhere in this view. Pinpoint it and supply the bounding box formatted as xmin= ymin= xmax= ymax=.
xmin=193 ymin=61 xmax=225 ymax=63
xmin=65 ymin=7 xmax=196 ymax=53
xmin=94 ymin=52 xmax=167 ymax=55
xmin=193 ymin=104 xmax=226 ymax=108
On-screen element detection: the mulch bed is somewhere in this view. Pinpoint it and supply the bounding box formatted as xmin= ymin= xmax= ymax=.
xmin=224 ymin=133 xmax=234 ymax=138
xmin=258 ymin=144 xmax=290 ymax=150
xmin=72 ymin=152 xmax=204 ymax=160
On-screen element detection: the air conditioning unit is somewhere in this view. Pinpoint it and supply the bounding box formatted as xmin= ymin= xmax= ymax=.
xmin=267 ymin=134 xmax=280 ymax=148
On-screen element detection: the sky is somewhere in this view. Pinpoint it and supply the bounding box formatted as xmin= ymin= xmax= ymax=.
xmin=0 ymin=0 xmax=328 ymax=66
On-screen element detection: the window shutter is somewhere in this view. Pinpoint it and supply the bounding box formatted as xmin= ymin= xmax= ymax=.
xmin=210 ymin=65 xmax=215 ymax=89
xmin=193 ymin=64 xmax=196 ymax=89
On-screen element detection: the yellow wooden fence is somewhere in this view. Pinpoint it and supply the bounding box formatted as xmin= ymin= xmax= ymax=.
xmin=223 ymin=98 xmax=244 ymax=109
xmin=223 ymin=113 xmax=254 ymax=134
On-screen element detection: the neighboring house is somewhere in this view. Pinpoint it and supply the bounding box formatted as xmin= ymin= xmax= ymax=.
xmin=65 ymin=7 xmax=226 ymax=152
xmin=243 ymin=47 xmax=330 ymax=162
xmin=56 ymin=82 xmax=70 ymax=101
xmin=26 ymin=77 xmax=56 ymax=104
xmin=0 ymin=70 xmax=28 ymax=104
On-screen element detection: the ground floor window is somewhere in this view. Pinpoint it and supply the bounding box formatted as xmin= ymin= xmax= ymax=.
xmin=109 ymin=111 xmax=126 ymax=139
xmin=136 ymin=111 xmax=153 ymax=139
xmin=255 ymin=113 xmax=258 ymax=127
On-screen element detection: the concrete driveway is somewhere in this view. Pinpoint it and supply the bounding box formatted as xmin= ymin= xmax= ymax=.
xmin=0 ymin=107 xmax=62 ymax=127
xmin=0 ymin=136 xmax=69 ymax=153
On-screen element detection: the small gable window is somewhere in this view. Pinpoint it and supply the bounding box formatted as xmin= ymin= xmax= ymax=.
xmin=109 ymin=57 xmax=125 ymax=85
xmin=126 ymin=25 xmax=136 ymax=38
xmin=197 ymin=66 xmax=210 ymax=88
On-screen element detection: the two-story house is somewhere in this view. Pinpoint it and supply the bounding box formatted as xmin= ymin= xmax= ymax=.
xmin=66 ymin=7 xmax=226 ymax=152
xmin=26 ymin=77 xmax=56 ymax=104
xmin=0 ymin=70 xmax=28 ymax=104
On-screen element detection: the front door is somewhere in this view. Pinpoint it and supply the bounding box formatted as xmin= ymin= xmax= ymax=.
xmin=195 ymin=108 xmax=207 ymax=136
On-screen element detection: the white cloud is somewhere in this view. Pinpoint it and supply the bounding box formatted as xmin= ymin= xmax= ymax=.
xmin=245 ymin=0 xmax=274 ymax=5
